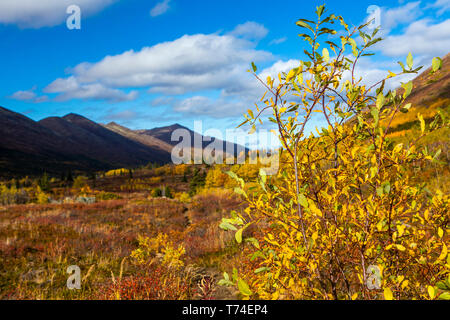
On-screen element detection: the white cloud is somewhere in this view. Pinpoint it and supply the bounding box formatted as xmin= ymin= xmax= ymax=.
xmin=0 ymin=0 xmax=116 ymax=28
xmin=269 ymin=37 xmax=287 ymax=45
xmin=426 ymin=0 xmax=450 ymax=16
xmin=44 ymin=76 xmax=138 ymax=102
xmin=172 ymin=96 xmax=248 ymax=118
xmin=228 ymin=22 xmax=269 ymax=40
xmin=43 ymin=32 xmax=272 ymax=102
xmin=150 ymin=0 xmax=171 ymax=17
xmin=381 ymin=1 xmax=422 ymax=32
xmin=377 ymin=19 xmax=450 ymax=58
xmin=10 ymin=89 xmax=36 ymax=101
xmin=9 ymin=86 xmax=48 ymax=103
xmin=103 ymin=110 xmax=138 ymax=121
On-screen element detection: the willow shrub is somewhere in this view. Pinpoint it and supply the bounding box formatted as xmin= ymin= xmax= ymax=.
xmin=219 ymin=5 xmax=449 ymax=300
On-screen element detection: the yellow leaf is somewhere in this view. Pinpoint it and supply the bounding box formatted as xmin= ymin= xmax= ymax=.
xmin=418 ymin=114 xmax=425 ymax=134
xmin=322 ymin=48 xmax=330 ymax=63
xmin=384 ymin=287 xmax=393 ymax=300
xmin=437 ymin=243 xmax=448 ymax=262
xmin=438 ymin=227 xmax=444 ymax=238
xmin=286 ymin=69 xmax=296 ymax=82
xmin=387 ymin=70 xmax=396 ymax=78
xmin=351 ymin=293 xmax=358 ymax=300
xmin=396 ymin=244 xmax=406 ymax=251
xmin=428 ymin=286 xmax=436 ymax=299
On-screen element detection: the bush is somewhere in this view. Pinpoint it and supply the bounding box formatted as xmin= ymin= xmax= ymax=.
xmin=96 ymin=191 xmax=122 ymax=201
xmin=151 ymin=187 xmax=162 ymax=198
xmin=219 ymin=5 xmax=449 ymax=300
xmin=73 ymin=176 xmax=88 ymax=189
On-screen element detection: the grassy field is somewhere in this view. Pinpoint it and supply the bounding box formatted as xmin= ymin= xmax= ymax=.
xmin=0 ymin=165 xmax=253 ymax=300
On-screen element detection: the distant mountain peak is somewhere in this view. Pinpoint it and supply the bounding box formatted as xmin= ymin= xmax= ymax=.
xmin=63 ymin=113 xmax=93 ymax=123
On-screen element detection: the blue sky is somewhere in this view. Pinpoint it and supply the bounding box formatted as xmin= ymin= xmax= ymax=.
xmin=0 ymin=0 xmax=449 ymax=147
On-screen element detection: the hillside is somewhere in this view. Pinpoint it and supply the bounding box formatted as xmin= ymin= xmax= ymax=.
xmin=103 ymin=122 xmax=173 ymax=153
xmin=0 ymin=108 xmax=248 ymax=178
xmin=387 ymin=53 xmax=450 ymax=135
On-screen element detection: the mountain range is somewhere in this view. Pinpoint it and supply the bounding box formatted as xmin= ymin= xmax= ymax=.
xmin=0 ymin=108 xmax=245 ymax=178
xmin=1 ymin=53 xmax=448 ymax=178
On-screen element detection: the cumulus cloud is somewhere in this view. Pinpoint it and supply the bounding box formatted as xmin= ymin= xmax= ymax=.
xmin=269 ymin=37 xmax=287 ymax=45
xmin=0 ymin=0 xmax=116 ymax=28
xmin=150 ymin=0 xmax=171 ymax=17
xmin=102 ymin=110 xmax=138 ymax=121
xmin=380 ymin=1 xmax=422 ymax=32
xmin=44 ymin=76 xmax=138 ymax=102
xmin=376 ymin=19 xmax=450 ymax=58
xmin=10 ymin=89 xmax=36 ymax=101
xmin=426 ymin=0 xmax=450 ymax=16
xmin=228 ymin=21 xmax=269 ymax=40
xmin=42 ymin=32 xmax=273 ymax=103
xmin=172 ymin=96 xmax=248 ymax=118
xmin=9 ymin=86 xmax=48 ymax=103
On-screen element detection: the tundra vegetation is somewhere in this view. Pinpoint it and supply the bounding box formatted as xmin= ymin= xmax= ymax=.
xmin=0 ymin=5 xmax=448 ymax=300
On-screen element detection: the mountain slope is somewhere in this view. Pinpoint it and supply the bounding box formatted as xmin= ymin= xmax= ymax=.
xmin=387 ymin=53 xmax=450 ymax=134
xmin=136 ymin=124 xmax=250 ymax=157
xmin=103 ymin=122 xmax=173 ymax=153
xmin=39 ymin=115 xmax=171 ymax=167
xmin=0 ymin=108 xmax=172 ymax=177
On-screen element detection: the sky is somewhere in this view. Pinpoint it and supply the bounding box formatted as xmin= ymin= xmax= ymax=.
xmin=0 ymin=0 xmax=449 ymax=148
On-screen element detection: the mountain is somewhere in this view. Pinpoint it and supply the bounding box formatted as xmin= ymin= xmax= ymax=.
xmin=386 ymin=52 xmax=450 ymax=134
xmin=103 ymin=122 xmax=173 ymax=153
xmin=0 ymin=107 xmax=248 ymax=178
xmin=136 ymin=124 xmax=250 ymax=157
xmin=0 ymin=108 xmax=171 ymax=177
xmin=39 ymin=114 xmax=171 ymax=167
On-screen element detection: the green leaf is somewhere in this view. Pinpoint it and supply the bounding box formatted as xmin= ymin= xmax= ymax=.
xmin=371 ymin=107 xmax=379 ymax=126
xmin=376 ymin=93 xmax=385 ymax=109
xmin=259 ymin=168 xmax=267 ymax=184
xmin=406 ymin=52 xmax=413 ymax=69
xmin=298 ymin=194 xmax=309 ymax=208
xmin=251 ymin=62 xmax=257 ymax=72
xmin=245 ymin=237 xmax=260 ymax=249
xmin=296 ymin=20 xmax=314 ymax=33
xmin=237 ymin=278 xmax=252 ymax=296
xmin=402 ymin=81 xmax=413 ymax=98
xmin=235 ymin=228 xmax=243 ymax=243
xmin=254 ymin=267 xmax=270 ymax=274
xmin=219 ymin=221 xmax=237 ymax=231
xmin=232 ymin=268 xmax=238 ymax=282
xmin=234 ymin=187 xmax=246 ymax=196
xmin=376 ymin=186 xmax=384 ymax=197
xmin=316 ymin=5 xmax=325 ymax=18
xmin=436 ymin=281 xmax=448 ymax=290
xmin=438 ymin=292 xmax=450 ymax=300
xmin=383 ymin=182 xmax=391 ymax=194
xmin=432 ymin=57 xmax=442 ymax=72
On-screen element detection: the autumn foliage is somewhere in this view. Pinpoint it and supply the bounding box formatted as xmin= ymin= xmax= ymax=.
xmin=220 ymin=5 xmax=449 ymax=300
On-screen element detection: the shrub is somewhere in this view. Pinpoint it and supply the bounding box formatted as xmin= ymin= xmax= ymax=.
xmin=151 ymin=187 xmax=162 ymax=198
xmin=73 ymin=176 xmax=88 ymax=189
xmin=96 ymin=191 xmax=122 ymax=201
xmin=219 ymin=5 xmax=449 ymax=300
